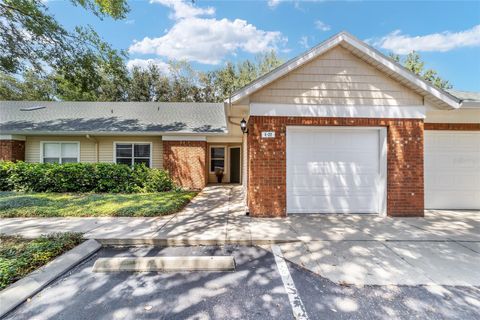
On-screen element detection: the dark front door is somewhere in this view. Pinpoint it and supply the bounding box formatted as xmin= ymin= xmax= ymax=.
xmin=230 ymin=147 xmax=241 ymax=184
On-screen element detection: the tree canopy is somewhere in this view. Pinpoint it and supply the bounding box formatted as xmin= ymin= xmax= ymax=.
xmin=390 ymin=51 xmax=452 ymax=89
xmin=0 ymin=0 xmax=452 ymax=101
xmin=0 ymin=51 xmax=284 ymax=102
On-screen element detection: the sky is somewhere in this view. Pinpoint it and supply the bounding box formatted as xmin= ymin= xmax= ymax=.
xmin=46 ymin=0 xmax=480 ymax=91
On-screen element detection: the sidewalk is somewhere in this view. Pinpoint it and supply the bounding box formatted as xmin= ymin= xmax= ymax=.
xmin=1 ymin=185 xmax=479 ymax=286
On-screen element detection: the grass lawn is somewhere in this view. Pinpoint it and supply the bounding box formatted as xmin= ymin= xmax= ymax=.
xmin=0 ymin=191 xmax=197 ymax=218
xmin=0 ymin=233 xmax=84 ymax=290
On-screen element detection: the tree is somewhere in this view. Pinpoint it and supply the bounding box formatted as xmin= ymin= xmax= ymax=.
xmin=211 ymin=51 xmax=283 ymax=101
xmin=389 ymin=51 xmax=452 ymax=89
xmin=0 ymin=0 xmax=129 ymax=76
xmin=0 ymin=70 xmax=54 ymax=100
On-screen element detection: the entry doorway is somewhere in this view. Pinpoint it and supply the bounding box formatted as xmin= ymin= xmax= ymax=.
xmin=229 ymin=147 xmax=241 ymax=184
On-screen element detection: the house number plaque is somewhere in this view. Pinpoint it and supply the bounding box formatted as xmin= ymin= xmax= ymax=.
xmin=261 ymin=131 xmax=275 ymax=138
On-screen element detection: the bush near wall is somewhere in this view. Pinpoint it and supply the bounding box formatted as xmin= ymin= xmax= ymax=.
xmin=0 ymin=162 xmax=174 ymax=193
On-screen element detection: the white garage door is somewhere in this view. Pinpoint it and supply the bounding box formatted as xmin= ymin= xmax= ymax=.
xmin=286 ymin=127 xmax=386 ymax=214
xmin=425 ymin=131 xmax=480 ymax=209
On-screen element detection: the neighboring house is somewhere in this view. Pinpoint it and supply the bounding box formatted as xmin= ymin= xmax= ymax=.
xmin=1 ymin=32 xmax=479 ymax=217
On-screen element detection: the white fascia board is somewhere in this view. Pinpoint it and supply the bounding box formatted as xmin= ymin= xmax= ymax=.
xmin=162 ymin=136 xmax=207 ymax=141
xmin=251 ymin=103 xmax=426 ymax=119
xmin=230 ymin=32 xmax=460 ymax=110
xmin=0 ymin=134 xmax=26 ymax=141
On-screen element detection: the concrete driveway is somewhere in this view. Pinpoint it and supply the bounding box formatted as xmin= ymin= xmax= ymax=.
xmin=1 ymin=186 xmax=479 ymax=286
xmin=4 ymin=246 xmax=480 ymax=320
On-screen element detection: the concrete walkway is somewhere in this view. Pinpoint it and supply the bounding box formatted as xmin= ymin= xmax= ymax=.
xmin=1 ymin=185 xmax=479 ymax=286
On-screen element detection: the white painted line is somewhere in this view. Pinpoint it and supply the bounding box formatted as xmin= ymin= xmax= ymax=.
xmin=271 ymin=245 xmax=309 ymax=320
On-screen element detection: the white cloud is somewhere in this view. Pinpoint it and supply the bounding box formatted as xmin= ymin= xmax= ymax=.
xmin=126 ymin=58 xmax=171 ymax=74
xmin=372 ymin=25 xmax=480 ymax=54
xmin=314 ymin=20 xmax=330 ymax=31
xmin=268 ymin=0 xmax=281 ymax=8
xmin=130 ymin=0 xmax=286 ymax=65
xmin=150 ymin=0 xmax=215 ymax=19
xmin=299 ymin=36 xmax=310 ymax=49
xmin=130 ymin=18 xmax=285 ymax=65
xmin=125 ymin=19 xmax=135 ymax=25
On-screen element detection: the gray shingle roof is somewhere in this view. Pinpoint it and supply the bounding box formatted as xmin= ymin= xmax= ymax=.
xmin=447 ymin=90 xmax=480 ymax=102
xmin=0 ymin=101 xmax=227 ymax=135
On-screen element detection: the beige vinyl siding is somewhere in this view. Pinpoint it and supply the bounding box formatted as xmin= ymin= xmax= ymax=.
xmin=251 ymin=46 xmax=423 ymax=106
xmin=25 ymin=135 xmax=163 ymax=168
xmin=25 ymin=136 xmax=96 ymax=163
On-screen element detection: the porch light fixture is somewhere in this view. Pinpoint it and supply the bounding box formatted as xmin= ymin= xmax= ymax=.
xmin=240 ymin=118 xmax=248 ymax=134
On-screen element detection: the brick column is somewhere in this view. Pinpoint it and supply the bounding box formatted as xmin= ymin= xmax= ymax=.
xmin=0 ymin=140 xmax=25 ymax=162
xmin=163 ymin=140 xmax=207 ymax=190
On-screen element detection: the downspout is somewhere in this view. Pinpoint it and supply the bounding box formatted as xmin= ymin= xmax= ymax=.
xmin=85 ymin=134 xmax=99 ymax=162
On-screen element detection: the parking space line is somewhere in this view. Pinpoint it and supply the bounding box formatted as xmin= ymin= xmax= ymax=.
xmin=271 ymin=245 xmax=309 ymax=320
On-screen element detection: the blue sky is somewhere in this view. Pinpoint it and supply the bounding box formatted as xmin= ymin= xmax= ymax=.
xmin=47 ymin=0 xmax=480 ymax=91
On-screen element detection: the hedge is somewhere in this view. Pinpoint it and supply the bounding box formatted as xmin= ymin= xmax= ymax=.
xmin=0 ymin=162 xmax=174 ymax=193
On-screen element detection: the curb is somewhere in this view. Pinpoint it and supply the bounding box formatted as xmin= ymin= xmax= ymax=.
xmin=0 ymin=239 xmax=101 ymax=319
xmin=96 ymin=238 xmax=300 ymax=246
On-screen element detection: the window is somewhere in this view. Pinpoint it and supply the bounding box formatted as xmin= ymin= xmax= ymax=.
xmin=115 ymin=143 xmax=151 ymax=167
xmin=42 ymin=142 xmax=79 ymax=164
xmin=210 ymin=147 xmax=225 ymax=172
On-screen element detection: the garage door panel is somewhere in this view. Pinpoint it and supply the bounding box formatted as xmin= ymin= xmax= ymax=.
xmin=425 ymin=131 xmax=480 ymax=209
xmin=427 ymin=152 xmax=480 ymax=170
xmin=288 ymin=194 xmax=378 ymax=213
xmin=289 ymin=174 xmax=377 ymax=188
xmin=287 ymin=127 xmax=384 ymax=214
xmin=288 ymin=163 xmax=378 ymax=175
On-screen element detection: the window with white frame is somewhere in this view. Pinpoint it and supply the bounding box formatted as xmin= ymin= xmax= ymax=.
xmin=210 ymin=147 xmax=225 ymax=172
xmin=115 ymin=143 xmax=151 ymax=167
xmin=42 ymin=142 xmax=79 ymax=164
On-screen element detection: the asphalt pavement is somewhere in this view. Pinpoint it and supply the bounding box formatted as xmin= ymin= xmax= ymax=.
xmin=4 ymin=245 xmax=480 ymax=320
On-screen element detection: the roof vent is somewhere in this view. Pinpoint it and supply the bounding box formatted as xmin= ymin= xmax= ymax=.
xmin=20 ymin=105 xmax=46 ymax=111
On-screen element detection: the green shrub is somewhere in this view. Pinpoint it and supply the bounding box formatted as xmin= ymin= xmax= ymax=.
xmin=0 ymin=161 xmax=174 ymax=193
xmin=0 ymin=233 xmax=84 ymax=290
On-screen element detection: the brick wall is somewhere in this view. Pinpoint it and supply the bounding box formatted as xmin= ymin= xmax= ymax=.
xmin=163 ymin=140 xmax=207 ymax=190
xmin=425 ymin=123 xmax=480 ymax=130
xmin=0 ymin=140 xmax=25 ymax=162
xmin=247 ymin=116 xmax=424 ymax=217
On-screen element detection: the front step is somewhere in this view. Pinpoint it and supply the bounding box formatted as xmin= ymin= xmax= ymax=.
xmin=92 ymin=256 xmax=236 ymax=272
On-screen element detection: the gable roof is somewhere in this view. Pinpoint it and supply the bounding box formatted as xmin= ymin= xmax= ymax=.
xmin=0 ymin=101 xmax=227 ymax=135
xmin=447 ymin=90 xmax=480 ymax=108
xmin=229 ymin=31 xmax=461 ymax=110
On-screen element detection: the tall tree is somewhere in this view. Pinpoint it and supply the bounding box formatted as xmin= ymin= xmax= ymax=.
xmin=0 ymin=0 xmax=129 ymax=75
xmin=390 ymin=51 xmax=452 ymax=89
xmin=0 ymin=69 xmax=54 ymax=100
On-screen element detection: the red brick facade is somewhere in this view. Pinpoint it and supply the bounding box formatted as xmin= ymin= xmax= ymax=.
xmin=0 ymin=140 xmax=25 ymax=162
xmin=424 ymin=123 xmax=480 ymax=131
xmin=163 ymin=140 xmax=207 ymax=190
xmin=247 ymin=116 xmax=424 ymax=217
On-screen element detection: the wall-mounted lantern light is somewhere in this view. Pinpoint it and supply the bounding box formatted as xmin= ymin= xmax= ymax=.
xmin=240 ymin=118 xmax=248 ymax=134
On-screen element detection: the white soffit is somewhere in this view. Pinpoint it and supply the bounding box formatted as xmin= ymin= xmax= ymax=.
xmin=250 ymin=103 xmax=426 ymax=119
xmin=229 ymin=32 xmax=461 ymax=110
xmin=0 ymin=134 xmax=26 ymax=141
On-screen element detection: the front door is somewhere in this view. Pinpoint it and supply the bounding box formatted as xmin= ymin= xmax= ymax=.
xmin=230 ymin=147 xmax=241 ymax=184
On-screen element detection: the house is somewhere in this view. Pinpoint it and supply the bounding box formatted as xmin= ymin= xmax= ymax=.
xmin=1 ymin=32 xmax=479 ymax=217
